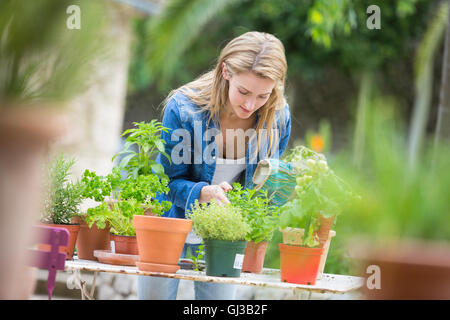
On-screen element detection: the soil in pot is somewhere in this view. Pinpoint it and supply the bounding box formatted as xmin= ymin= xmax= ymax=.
xmin=133 ymin=215 xmax=192 ymax=273
xmin=204 ymin=239 xmax=247 ymax=277
xmin=242 ymin=241 xmax=268 ymax=273
xmin=38 ymin=223 xmax=80 ymax=260
xmin=76 ymin=220 xmax=111 ymax=260
xmin=279 ymin=243 xmax=324 ymax=285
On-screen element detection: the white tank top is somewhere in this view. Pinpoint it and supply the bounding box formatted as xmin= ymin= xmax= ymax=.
xmin=185 ymin=156 xmax=246 ymax=244
xmin=211 ymin=156 xmax=246 ymax=185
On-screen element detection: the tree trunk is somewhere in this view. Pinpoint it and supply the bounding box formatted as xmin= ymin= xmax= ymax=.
xmin=352 ymin=71 xmax=373 ymax=169
xmin=408 ymin=2 xmax=448 ymax=168
xmin=435 ymin=1 xmax=450 ymax=144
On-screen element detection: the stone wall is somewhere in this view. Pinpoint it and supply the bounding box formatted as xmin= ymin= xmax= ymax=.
xmin=50 ymin=4 xmax=133 ymax=214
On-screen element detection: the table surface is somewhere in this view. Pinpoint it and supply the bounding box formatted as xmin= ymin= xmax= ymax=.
xmin=65 ymin=258 xmax=364 ymax=295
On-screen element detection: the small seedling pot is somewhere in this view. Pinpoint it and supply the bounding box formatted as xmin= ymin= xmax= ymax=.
xmin=204 ymin=239 xmax=247 ymax=277
xmin=38 ymin=223 xmax=80 ymax=260
xmin=110 ymin=234 xmax=138 ymax=255
xmin=279 ymin=243 xmax=324 ymax=285
xmin=242 ymin=241 xmax=268 ymax=274
xmin=76 ymin=219 xmax=110 ymax=260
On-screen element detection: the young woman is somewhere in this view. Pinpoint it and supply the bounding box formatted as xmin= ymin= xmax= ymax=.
xmin=138 ymin=31 xmax=291 ymax=300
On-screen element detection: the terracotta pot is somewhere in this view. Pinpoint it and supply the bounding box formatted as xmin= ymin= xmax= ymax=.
xmin=242 ymin=241 xmax=268 ymax=273
xmin=133 ymin=215 xmax=192 ymax=272
xmin=110 ymin=234 xmax=138 ymax=255
xmin=315 ymin=213 xmax=335 ymax=249
xmin=38 ymin=223 xmax=80 ymax=260
xmin=316 ymin=230 xmax=336 ymax=280
xmin=279 ymin=243 xmax=324 ymax=285
xmin=0 ymin=107 xmax=65 ymax=299
xmin=349 ymin=238 xmax=450 ymax=299
xmin=76 ymin=219 xmax=111 ymax=260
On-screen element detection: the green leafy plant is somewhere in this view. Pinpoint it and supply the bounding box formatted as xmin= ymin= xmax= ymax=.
xmin=0 ymin=0 xmax=107 ymax=104
xmin=80 ymin=167 xmax=172 ymax=234
xmin=41 ymin=154 xmax=83 ymax=225
xmin=227 ymin=182 xmax=279 ymax=243
xmin=192 ymin=244 xmax=205 ymax=271
xmin=279 ymin=146 xmax=356 ymax=247
xmin=84 ymin=199 xmax=144 ymax=236
xmin=187 ymin=200 xmax=250 ymax=241
xmin=79 ymin=120 xmax=173 ymax=234
xmin=112 ymin=120 xmax=171 ymax=180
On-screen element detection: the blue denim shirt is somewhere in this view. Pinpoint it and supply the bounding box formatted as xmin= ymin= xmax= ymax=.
xmin=156 ymin=91 xmax=291 ymax=219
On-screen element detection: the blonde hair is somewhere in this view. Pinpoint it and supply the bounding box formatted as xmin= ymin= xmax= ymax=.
xmin=164 ymin=31 xmax=288 ymax=158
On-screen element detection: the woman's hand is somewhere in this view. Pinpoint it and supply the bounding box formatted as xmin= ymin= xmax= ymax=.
xmin=199 ymin=181 xmax=232 ymax=205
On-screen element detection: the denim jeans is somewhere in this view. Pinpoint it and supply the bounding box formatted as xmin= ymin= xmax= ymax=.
xmin=137 ymin=243 xmax=237 ymax=300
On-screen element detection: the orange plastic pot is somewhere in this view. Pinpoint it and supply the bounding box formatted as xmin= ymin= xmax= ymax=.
xmin=279 ymin=243 xmax=324 ymax=285
xmin=76 ymin=220 xmax=111 ymax=260
xmin=38 ymin=223 xmax=80 ymax=260
xmin=110 ymin=234 xmax=138 ymax=255
xmin=242 ymin=241 xmax=268 ymax=273
xmin=133 ymin=215 xmax=192 ymax=273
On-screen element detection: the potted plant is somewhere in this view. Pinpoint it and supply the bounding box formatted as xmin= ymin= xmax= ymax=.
xmin=278 ymin=198 xmax=324 ymax=285
xmin=87 ymin=199 xmax=143 ymax=256
xmin=72 ymin=169 xmax=113 ymax=260
xmin=79 ymin=119 xmax=174 ymax=262
xmin=187 ymin=200 xmax=250 ymax=277
xmin=79 ymin=166 xmax=170 ymax=257
xmin=107 ymin=120 xmax=189 ymax=273
xmin=39 ymin=154 xmax=84 ymax=260
xmin=278 ymin=146 xmax=355 ymax=284
xmin=227 ymin=183 xmax=280 ymax=273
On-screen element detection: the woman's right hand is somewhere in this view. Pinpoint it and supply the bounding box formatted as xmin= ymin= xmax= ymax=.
xmin=199 ymin=182 xmax=232 ymax=205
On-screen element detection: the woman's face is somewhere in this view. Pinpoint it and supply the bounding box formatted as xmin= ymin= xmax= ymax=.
xmin=223 ymin=65 xmax=275 ymax=120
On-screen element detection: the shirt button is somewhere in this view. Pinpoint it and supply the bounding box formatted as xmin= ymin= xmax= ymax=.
xmin=212 ymin=156 xmax=216 ymax=160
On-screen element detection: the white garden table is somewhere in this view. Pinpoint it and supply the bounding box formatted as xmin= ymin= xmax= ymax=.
xmin=64 ymin=257 xmax=364 ymax=300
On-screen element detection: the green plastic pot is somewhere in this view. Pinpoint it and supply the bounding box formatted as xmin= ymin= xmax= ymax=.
xmin=204 ymin=239 xmax=247 ymax=277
